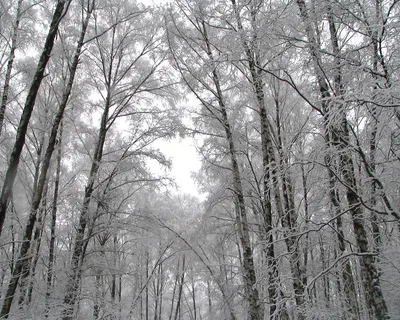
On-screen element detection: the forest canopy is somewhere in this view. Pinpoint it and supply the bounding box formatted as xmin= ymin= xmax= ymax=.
xmin=0 ymin=0 xmax=399 ymax=319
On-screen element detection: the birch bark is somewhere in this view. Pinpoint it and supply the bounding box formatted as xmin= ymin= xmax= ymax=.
xmin=295 ymin=0 xmax=389 ymax=318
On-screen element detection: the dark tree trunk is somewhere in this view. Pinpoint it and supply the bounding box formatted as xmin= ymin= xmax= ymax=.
xmin=0 ymin=4 xmax=92 ymax=317
xmin=230 ymin=0 xmax=304 ymax=316
xmin=17 ymin=105 xmax=49 ymax=307
xmin=146 ymin=250 xmax=149 ymax=320
xmin=0 ymin=0 xmax=24 ymax=135
xmin=169 ymin=10 xmax=262 ymax=319
xmin=295 ymin=0 xmax=389 ymax=318
xmin=45 ymin=122 xmax=63 ymax=317
xmin=168 ymin=259 xmax=179 ymax=320
xmin=0 ymin=0 xmax=68 ymax=237
xmin=200 ymin=13 xmax=262 ymax=320
xmin=26 ymin=181 xmax=49 ymax=305
xmin=174 ymin=255 xmax=185 ymax=320
xmin=191 ymin=270 xmax=196 ymax=320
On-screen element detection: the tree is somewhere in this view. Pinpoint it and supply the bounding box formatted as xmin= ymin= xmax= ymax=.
xmin=0 ymin=0 xmax=24 ymax=135
xmin=294 ymin=0 xmax=390 ymax=318
xmin=0 ymin=0 xmax=400 ymax=319
xmin=0 ymin=0 xmax=70 ymax=237
xmin=167 ymin=2 xmax=262 ymax=318
xmin=61 ymin=1 xmax=179 ymax=317
xmin=0 ymin=1 xmax=93 ymax=317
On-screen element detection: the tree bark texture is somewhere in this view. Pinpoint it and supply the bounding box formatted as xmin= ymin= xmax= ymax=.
xmin=231 ymin=0 xmax=305 ymax=316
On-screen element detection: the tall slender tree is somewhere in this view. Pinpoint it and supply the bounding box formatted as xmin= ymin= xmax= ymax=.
xmin=167 ymin=3 xmax=262 ymax=318
xmin=295 ymin=0 xmax=389 ymax=318
xmin=0 ymin=0 xmax=70 ymax=237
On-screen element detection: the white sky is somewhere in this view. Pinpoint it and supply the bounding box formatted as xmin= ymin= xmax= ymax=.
xmin=127 ymin=0 xmax=203 ymax=198
xmin=153 ymin=136 xmax=204 ymax=199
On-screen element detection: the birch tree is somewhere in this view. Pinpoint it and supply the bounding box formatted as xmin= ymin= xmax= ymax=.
xmin=167 ymin=2 xmax=262 ymax=318
xmin=293 ymin=0 xmax=390 ymax=318
xmin=61 ymin=2 xmax=179 ymax=317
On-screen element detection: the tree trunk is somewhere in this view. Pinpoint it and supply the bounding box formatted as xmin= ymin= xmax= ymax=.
xmin=230 ymin=0 xmax=305 ymax=316
xmin=168 ymin=259 xmax=179 ymax=320
xmin=111 ymin=235 xmax=118 ymax=318
xmin=18 ymin=105 xmax=49 ymax=307
xmin=273 ymin=76 xmax=306 ymax=317
xmin=153 ymin=262 xmax=163 ymax=320
xmin=0 ymin=0 xmax=24 ymax=135
xmin=61 ymin=23 xmax=112 ymax=320
xmin=158 ymin=264 xmax=163 ymax=320
xmin=93 ymin=272 xmax=101 ymax=320
xmin=146 ymin=250 xmax=149 ymax=320
xmin=45 ymin=121 xmax=63 ymax=317
xmin=202 ymin=19 xmax=262 ymax=320
xmin=170 ymin=11 xmax=262 ymax=319
xmin=0 ymin=0 xmax=68 ymax=236
xmin=300 ymin=161 xmax=309 ymax=292
xmin=174 ymin=255 xmax=185 ymax=320
xmin=118 ymin=273 xmax=122 ymax=320
xmin=369 ymin=0 xmax=384 ymax=251
xmin=0 ymin=4 xmax=92 ymax=316
xmin=26 ymin=181 xmax=49 ymax=304
xmin=206 ymin=280 xmax=212 ymax=316
xmin=295 ymin=0 xmax=389 ymax=318
xmin=191 ymin=272 xmax=196 ymax=320
xmin=343 ymin=140 xmax=389 ymax=319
